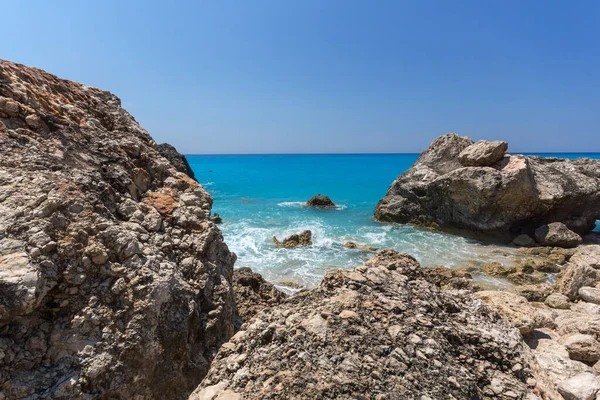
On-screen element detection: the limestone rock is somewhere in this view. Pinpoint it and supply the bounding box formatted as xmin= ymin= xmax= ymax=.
xmin=191 ymin=250 xmax=534 ymax=399
xmin=273 ymin=230 xmax=312 ymax=248
xmin=343 ymin=241 xmax=378 ymax=252
xmin=545 ymin=293 xmax=571 ymax=309
xmin=375 ymin=133 xmax=600 ymax=239
xmin=306 ymin=194 xmax=336 ymax=207
xmin=513 ymin=234 xmax=535 ymax=247
xmin=232 ymin=267 xmax=287 ymax=323
xmin=210 ymin=212 xmax=223 ymax=224
xmin=556 ymin=246 xmax=600 ymax=300
xmin=511 ymin=284 xmax=553 ymax=302
xmin=535 ymin=222 xmax=582 ymax=248
xmin=579 ymin=286 xmax=600 ymax=305
xmin=0 ymin=59 xmax=236 ymax=399
xmin=458 ymin=140 xmax=508 ymax=167
xmin=474 ymin=290 xmax=542 ymax=335
xmin=155 ymin=142 xmax=197 ymax=181
xmin=562 ymin=334 xmax=600 ymax=363
xmin=557 ymin=372 xmax=600 ymax=400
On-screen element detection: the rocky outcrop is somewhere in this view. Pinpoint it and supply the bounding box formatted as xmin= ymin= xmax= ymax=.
xmin=306 ymin=194 xmax=336 ymax=208
xmin=232 ymin=267 xmax=287 ymax=323
xmin=273 ymin=230 xmax=312 ymax=248
xmin=375 ymin=133 xmax=600 ymax=240
xmin=155 ymin=142 xmax=197 ymax=181
xmin=0 ymin=59 xmax=236 ymax=399
xmin=191 ymin=250 xmax=535 ymax=399
xmin=458 ymin=140 xmax=508 ymax=167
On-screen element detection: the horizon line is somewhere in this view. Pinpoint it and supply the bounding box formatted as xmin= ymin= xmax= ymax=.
xmin=184 ymin=151 xmax=600 ymax=156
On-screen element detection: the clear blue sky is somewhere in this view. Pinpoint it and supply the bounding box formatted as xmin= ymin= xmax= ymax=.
xmin=2 ymin=1 xmax=599 ymax=153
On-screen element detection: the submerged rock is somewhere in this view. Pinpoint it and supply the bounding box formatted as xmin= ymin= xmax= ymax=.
xmin=0 ymin=59 xmax=236 ymax=399
xmin=232 ymin=267 xmax=287 ymax=323
xmin=375 ymin=133 xmax=600 ymax=240
xmin=155 ymin=142 xmax=197 ymax=181
xmin=535 ymin=222 xmax=582 ymax=248
xmin=458 ymin=139 xmax=508 ymax=167
xmin=273 ymin=230 xmax=312 ymax=248
xmin=306 ymin=194 xmax=336 ymax=207
xmin=343 ymin=240 xmax=378 ymax=252
xmin=191 ymin=250 xmax=534 ymax=399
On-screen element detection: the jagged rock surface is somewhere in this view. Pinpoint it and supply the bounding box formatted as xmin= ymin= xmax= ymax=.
xmin=375 ymin=133 xmax=600 ymax=240
xmin=273 ymin=230 xmax=312 ymax=248
xmin=191 ymin=250 xmax=535 ymax=400
xmin=0 ymin=59 xmax=236 ymax=399
xmin=306 ymin=195 xmax=336 ymax=208
xmin=155 ymin=142 xmax=197 ymax=181
xmin=232 ymin=267 xmax=287 ymax=323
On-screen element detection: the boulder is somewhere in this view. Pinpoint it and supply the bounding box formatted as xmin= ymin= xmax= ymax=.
xmin=474 ymin=290 xmax=543 ymax=335
xmin=513 ymin=234 xmax=536 ymax=247
xmin=545 ymin=293 xmax=571 ymax=309
xmin=0 ymin=59 xmax=236 ymax=399
xmin=458 ymin=140 xmax=508 ymax=167
xmin=579 ymin=286 xmax=600 ymax=305
xmin=306 ymin=194 xmax=336 ymax=207
xmin=191 ymin=250 xmax=534 ymax=399
xmin=535 ymin=222 xmax=582 ymax=248
xmin=155 ymin=142 xmax=197 ymax=181
xmin=562 ymin=334 xmax=600 ymax=363
xmin=232 ymin=267 xmax=287 ymax=324
xmin=273 ymin=230 xmax=312 ymax=248
xmin=557 ymin=372 xmax=600 ymax=400
xmin=556 ymin=246 xmax=600 ymax=300
xmin=343 ymin=241 xmax=378 ymax=252
xmin=375 ymin=133 xmax=600 ymax=239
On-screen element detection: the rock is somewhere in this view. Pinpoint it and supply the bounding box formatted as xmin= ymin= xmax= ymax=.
xmin=343 ymin=241 xmax=378 ymax=252
xmin=210 ymin=212 xmax=223 ymax=224
xmin=535 ymin=222 xmax=582 ymax=248
xmin=482 ymin=262 xmax=515 ymax=276
xmin=273 ymin=230 xmax=312 ymax=248
xmin=306 ymin=194 xmax=336 ymax=207
xmin=474 ymin=290 xmax=543 ymax=335
xmin=458 ymin=140 xmax=508 ymax=167
xmin=0 ymin=59 xmax=236 ymax=399
xmin=557 ymin=372 xmax=600 ymax=400
xmin=556 ymin=246 xmax=600 ymax=300
xmin=513 ymin=234 xmax=535 ymax=247
xmin=232 ymin=267 xmax=286 ymax=323
xmin=562 ymin=334 xmax=600 ymax=363
xmin=545 ymin=293 xmax=571 ymax=309
xmin=191 ymin=250 xmax=534 ymax=399
xmin=579 ymin=286 xmax=600 ymax=305
xmin=511 ymin=284 xmax=553 ymax=302
xmin=375 ymin=133 xmax=600 ymax=239
xmin=155 ymin=142 xmax=197 ymax=181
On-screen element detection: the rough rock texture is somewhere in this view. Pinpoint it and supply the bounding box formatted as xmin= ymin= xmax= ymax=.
xmin=343 ymin=241 xmax=378 ymax=252
xmin=535 ymin=222 xmax=582 ymax=248
xmin=0 ymin=59 xmax=236 ymax=399
xmin=513 ymin=234 xmax=536 ymax=247
xmin=458 ymin=140 xmax=508 ymax=167
xmin=306 ymin=194 xmax=336 ymax=208
xmin=155 ymin=142 xmax=196 ymax=181
xmin=191 ymin=250 xmax=535 ymax=399
xmin=273 ymin=230 xmax=312 ymax=248
xmin=375 ymin=133 xmax=600 ymax=240
xmin=232 ymin=267 xmax=287 ymax=323
xmin=579 ymin=287 xmax=600 ymax=305
xmin=556 ymin=245 xmax=600 ymax=300
xmin=557 ymin=372 xmax=600 ymax=400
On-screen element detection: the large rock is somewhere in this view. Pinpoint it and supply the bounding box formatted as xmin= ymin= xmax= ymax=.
xmin=0 ymin=59 xmax=236 ymax=399
xmin=474 ymin=290 xmax=543 ymax=335
xmin=579 ymin=287 xmax=600 ymax=305
xmin=232 ymin=267 xmax=286 ymax=323
xmin=556 ymin=245 xmax=600 ymax=300
xmin=562 ymin=334 xmax=600 ymax=363
xmin=557 ymin=372 xmax=600 ymax=400
xmin=306 ymin=194 xmax=336 ymax=208
xmin=375 ymin=133 xmax=600 ymax=239
xmin=191 ymin=250 xmax=535 ymax=399
xmin=535 ymin=222 xmax=582 ymax=248
xmin=155 ymin=142 xmax=197 ymax=181
xmin=458 ymin=140 xmax=508 ymax=167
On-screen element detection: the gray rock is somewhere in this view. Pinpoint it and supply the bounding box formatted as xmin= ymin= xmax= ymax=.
xmin=556 ymin=246 xmax=600 ymax=300
xmin=557 ymin=372 xmax=600 ymax=400
xmin=273 ymin=230 xmax=312 ymax=248
xmin=513 ymin=234 xmax=535 ymax=247
xmin=458 ymin=140 xmax=508 ymax=167
xmin=0 ymin=59 xmax=236 ymax=399
xmin=232 ymin=267 xmax=286 ymax=324
xmin=155 ymin=142 xmax=197 ymax=181
xmin=562 ymin=334 xmax=600 ymax=363
xmin=579 ymin=286 xmax=600 ymax=305
xmin=375 ymin=133 xmax=600 ymax=239
xmin=535 ymin=222 xmax=582 ymax=248
xmin=545 ymin=292 xmax=571 ymax=309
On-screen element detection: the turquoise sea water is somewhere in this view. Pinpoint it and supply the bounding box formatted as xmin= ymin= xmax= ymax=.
xmin=187 ymin=153 xmax=600 ymax=289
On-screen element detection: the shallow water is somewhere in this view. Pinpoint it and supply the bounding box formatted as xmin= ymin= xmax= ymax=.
xmin=188 ymin=153 xmax=600 ymax=289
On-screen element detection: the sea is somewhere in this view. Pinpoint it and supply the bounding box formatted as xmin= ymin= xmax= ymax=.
xmin=187 ymin=153 xmax=600 ymax=290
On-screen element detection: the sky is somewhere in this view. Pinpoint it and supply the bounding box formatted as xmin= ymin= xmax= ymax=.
xmin=2 ymin=1 xmax=599 ymax=154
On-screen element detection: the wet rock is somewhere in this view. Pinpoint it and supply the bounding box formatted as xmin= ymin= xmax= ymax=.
xmin=306 ymin=194 xmax=336 ymax=207
xmin=513 ymin=234 xmax=535 ymax=247
xmin=557 ymin=372 xmax=600 ymax=400
xmin=458 ymin=140 xmax=508 ymax=167
xmin=0 ymin=59 xmax=236 ymax=399
xmin=233 ymin=267 xmax=287 ymax=323
xmin=511 ymin=284 xmax=553 ymax=302
xmin=482 ymin=261 xmax=515 ymax=276
xmin=375 ymin=133 xmax=600 ymax=239
xmin=191 ymin=250 xmax=534 ymax=399
xmin=545 ymin=293 xmax=571 ymax=309
xmin=343 ymin=241 xmax=378 ymax=252
xmin=535 ymin=222 xmax=582 ymax=248
xmin=210 ymin=212 xmax=223 ymax=224
xmin=155 ymin=142 xmax=196 ymax=181
xmin=562 ymin=334 xmax=600 ymax=363
xmin=579 ymin=287 xmax=600 ymax=304
xmin=273 ymin=230 xmax=312 ymax=248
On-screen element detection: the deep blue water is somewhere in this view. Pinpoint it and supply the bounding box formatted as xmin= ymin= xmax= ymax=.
xmin=187 ymin=153 xmax=600 ymax=288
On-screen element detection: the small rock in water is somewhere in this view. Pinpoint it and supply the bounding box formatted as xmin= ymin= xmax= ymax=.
xmin=557 ymin=372 xmax=600 ymax=400
xmin=273 ymin=230 xmax=312 ymax=248
xmin=535 ymin=222 xmax=582 ymax=248
xmin=344 ymin=241 xmax=378 ymax=252
xmin=578 ymin=287 xmax=600 ymax=305
xmin=306 ymin=194 xmax=336 ymax=207
xmin=210 ymin=213 xmax=223 ymax=224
